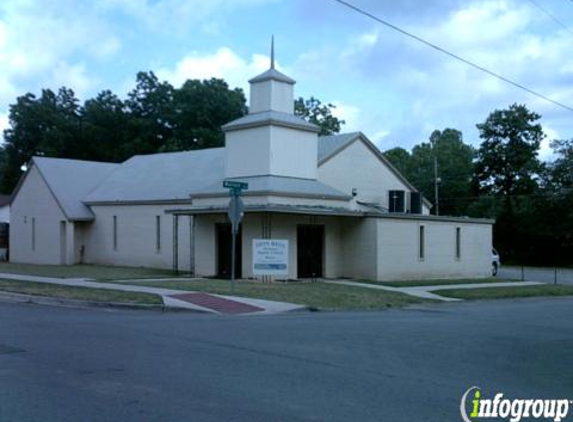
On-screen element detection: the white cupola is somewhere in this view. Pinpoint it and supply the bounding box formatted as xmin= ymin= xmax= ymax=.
xmin=223 ymin=38 xmax=319 ymax=180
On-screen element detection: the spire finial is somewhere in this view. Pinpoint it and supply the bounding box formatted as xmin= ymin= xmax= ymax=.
xmin=270 ymin=35 xmax=275 ymax=69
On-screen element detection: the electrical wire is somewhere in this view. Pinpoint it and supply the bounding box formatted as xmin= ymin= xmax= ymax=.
xmin=332 ymin=0 xmax=573 ymax=113
xmin=526 ymin=0 xmax=573 ymax=36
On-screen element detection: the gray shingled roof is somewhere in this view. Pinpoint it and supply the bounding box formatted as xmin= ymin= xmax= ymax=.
xmin=84 ymin=148 xmax=225 ymax=203
xmin=33 ymin=157 xmax=119 ymax=220
xmin=317 ymin=132 xmax=361 ymax=162
xmin=192 ymin=175 xmax=350 ymax=199
xmin=222 ymin=110 xmax=319 ymax=133
xmin=248 ymin=68 xmax=296 ymax=85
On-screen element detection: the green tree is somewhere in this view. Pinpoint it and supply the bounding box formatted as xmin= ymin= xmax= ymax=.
xmin=474 ymin=103 xmax=544 ymax=197
xmin=294 ymin=96 xmax=345 ymax=136
xmin=383 ymin=147 xmax=412 ymax=179
xmin=167 ymin=78 xmax=247 ymax=151
xmin=124 ymin=71 xmax=176 ymax=156
xmin=385 ymin=129 xmax=474 ymax=216
xmin=1 ymin=88 xmax=83 ymax=192
xmin=82 ymin=90 xmax=131 ymax=162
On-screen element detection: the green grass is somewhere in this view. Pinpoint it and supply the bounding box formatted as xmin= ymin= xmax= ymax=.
xmin=0 ymin=262 xmax=180 ymax=280
xmin=436 ymin=284 xmax=573 ymax=300
xmin=125 ymin=279 xmax=430 ymax=310
xmin=356 ymin=277 xmax=513 ymax=288
xmin=0 ymin=279 xmax=163 ymax=305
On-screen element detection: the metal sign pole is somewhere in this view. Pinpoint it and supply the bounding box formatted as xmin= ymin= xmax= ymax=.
xmin=223 ymin=180 xmax=248 ymax=294
xmin=231 ymin=220 xmax=236 ymax=293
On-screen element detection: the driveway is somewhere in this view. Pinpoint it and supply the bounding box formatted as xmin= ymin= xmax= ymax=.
xmin=498 ymin=265 xmax=573 ymax=284
xmin=2 ymin=298 xmax=572 ymax=421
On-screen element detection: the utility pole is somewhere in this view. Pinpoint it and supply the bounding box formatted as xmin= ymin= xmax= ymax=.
xmin=434 ymin=156 xmax=440 ymax=216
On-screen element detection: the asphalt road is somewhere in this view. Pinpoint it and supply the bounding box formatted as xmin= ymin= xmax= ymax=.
xmin=498 ymin=265 xmax=573 ymax=284
xmin=1 ymin=299 xmax=572 ymax=422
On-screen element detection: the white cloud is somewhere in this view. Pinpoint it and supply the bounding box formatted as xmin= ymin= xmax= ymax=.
xmin=156 ymin=47 xmax=271 ymax=93
xmin=299 ymin=0 xmax=572 ymax=155
xmin=331 ymin=101 xmax=361 ymax=131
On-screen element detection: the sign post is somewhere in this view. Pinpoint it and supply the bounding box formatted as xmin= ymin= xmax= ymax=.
xmin=224 ymin=180 xmax=248 ymax=293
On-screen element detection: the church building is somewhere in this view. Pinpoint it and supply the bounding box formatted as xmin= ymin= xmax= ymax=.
xmin=9 ymin=50 xmax=493 ymax=281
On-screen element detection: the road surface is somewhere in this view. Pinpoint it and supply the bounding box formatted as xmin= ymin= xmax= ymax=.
xmin=1 ymin=299 xmax=572 ymax=421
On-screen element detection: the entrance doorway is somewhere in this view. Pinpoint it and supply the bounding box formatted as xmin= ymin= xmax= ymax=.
xmin=297 ymin=225 xmax=324 ymax=278
xmin=216 ymin=223 xmax=242 ymax=279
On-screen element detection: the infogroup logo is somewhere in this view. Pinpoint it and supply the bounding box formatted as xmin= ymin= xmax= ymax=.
xmin=460 ymin=387 xmax=571 ymax=422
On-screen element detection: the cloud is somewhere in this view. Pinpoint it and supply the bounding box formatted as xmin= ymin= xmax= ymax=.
xmin=294 ymin=0 xmax=573 ymax=156
xmin=156 ymin=47 xmax=275 ymax=94
xmin=97 ymin=0 xmax=279 ymax=34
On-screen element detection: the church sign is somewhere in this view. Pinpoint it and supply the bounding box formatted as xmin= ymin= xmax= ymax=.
xmin=252 ymin=239 xmax=289 ymax=276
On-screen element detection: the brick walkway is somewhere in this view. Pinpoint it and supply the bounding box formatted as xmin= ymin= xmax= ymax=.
xmin=170 ymin=292 xmax=265 ymax=314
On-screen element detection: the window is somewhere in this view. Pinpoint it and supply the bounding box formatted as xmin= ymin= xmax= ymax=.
xmin=113 ymin=216 xmax=118 ymax=250
xmin=155 ymin=215 xmax=161 ymax=252
xmin=455 ymin=227 xmax=461 ymax=260
xmin=31 ymin=217 xmax=36 ymax=251
xmin=419 ymin=225 xmax=425 ymax=260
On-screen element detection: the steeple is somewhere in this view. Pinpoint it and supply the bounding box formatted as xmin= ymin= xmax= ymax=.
xmin=248 ymin=37 xmax=295 ymax=114
xmin=270 ymin=35 xmax=275 ymax=69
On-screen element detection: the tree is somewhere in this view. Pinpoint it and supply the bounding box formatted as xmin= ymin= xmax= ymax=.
xmin=294 ymin=96 xmax=345 ymax=136
xmin=384 ymin=147 xmax=412 ymax=179
xmin=474 ymin=104 xmax=545 ymax=264
xmin=385 ymin=129 xmax=474 ymax=215
xmin=547 ymin=139 xmax=573 ymax=190
xmin=474 ymin=103 xmax=544 ymax=197
xmin=168 ymin=78 xmax=247 ymax=150
xmin=1 ymin=88 xmax=83 ymax=192
xmin=82 ymin=90 xmax=131 ymax=162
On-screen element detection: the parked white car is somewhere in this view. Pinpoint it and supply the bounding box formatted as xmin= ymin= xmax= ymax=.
xmin=492 ymin=248 xmax=501 ymax=276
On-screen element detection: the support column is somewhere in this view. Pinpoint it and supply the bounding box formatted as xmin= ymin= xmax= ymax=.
xmin=173 ymin=215 xmax=179 ymax=274
xmin=189 ymin=216 xmax=195 ymax=276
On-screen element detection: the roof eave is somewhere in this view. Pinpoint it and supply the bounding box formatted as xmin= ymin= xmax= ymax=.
xmin=222 ymin=118 xmax=319 ymax=133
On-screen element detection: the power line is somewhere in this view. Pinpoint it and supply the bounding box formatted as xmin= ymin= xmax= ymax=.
xmin=332 ymin=0 xmax=573 ymax=113
xmin=526 ymin=0 xmax=573 ymax=36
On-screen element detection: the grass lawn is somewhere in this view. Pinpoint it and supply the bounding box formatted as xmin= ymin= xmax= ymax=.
xmin=0 ymin=262 xmax=180 ymax=280
xmin=124 ymin=279 xmax=430 ymax=310
xmin=356 ymin=277 xmax=514 ymax=288
xmin=436 ymin=284 xmax=573 ymax=300
xmin=0 ymin=279 xmax=163 ymax=304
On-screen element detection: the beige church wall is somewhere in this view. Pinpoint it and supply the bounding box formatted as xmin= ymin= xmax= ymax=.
xmin=192 ymin=195 xmax=349 ymax=209
xmin=193 ymin=212 xmax=344 ymax=280
xmin=268 ymin=126 xmax=318 ymax=179
xmin=225 ymin=126 xmax=271 ymax=178
xmin=318 ymin=139 xmax=417 ymax=211
xmin=193 ymin=213 xmax=227 ymax=277
xmin=339 ymin=218 xmax=379 ymax=280
xmin=374 ymin=218 xmax=492 ymax=281
xmin=83 ymin=204 xmax=191 ymax=270
xmin=10 ymin=165 xmax=67 ymax=265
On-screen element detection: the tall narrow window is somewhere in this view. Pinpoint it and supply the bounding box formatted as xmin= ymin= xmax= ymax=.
xmin=113 ymin=216 xmax=118 ymax=250
xmin=155 ymin=215 xmax=161 ymax=252
xmin=455 ymin=227 xmax=461 ymax=260
xmin=31 ymin=217 xmax=36 ymax=251
xmin=419 ymin=225 xmax=425 ymax=260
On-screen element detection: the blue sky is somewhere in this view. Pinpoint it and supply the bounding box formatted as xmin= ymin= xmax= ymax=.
xmin=0 ymin=0 xmax=572 ymax=159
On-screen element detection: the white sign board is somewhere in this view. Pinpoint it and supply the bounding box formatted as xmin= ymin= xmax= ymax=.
xmin=252 ymin=239 xmax=289 ymax=276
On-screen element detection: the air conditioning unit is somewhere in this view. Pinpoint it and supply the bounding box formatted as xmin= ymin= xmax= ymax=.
xmin=410 ymin=192 xmax=423 ymax=214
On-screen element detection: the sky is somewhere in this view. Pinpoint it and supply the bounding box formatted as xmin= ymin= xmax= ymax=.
xmin=0 ymin=0 xmax=572 ymax=160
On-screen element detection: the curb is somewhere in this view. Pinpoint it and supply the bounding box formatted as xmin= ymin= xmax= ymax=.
xmin=0 ymin=291 xmax=206 ymax=313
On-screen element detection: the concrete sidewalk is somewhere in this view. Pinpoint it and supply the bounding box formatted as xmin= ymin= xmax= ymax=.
xmin=0 ymin=273 xmax=305 ymax=315
xmin=324 ymin=279 xmax=543 ymax=301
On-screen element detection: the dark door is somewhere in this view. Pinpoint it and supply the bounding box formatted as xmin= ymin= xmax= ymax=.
xmin=216 ymin=223 xmax=242 ymax=279
xmin=297 ymin=225 xmax=324 ymax=278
